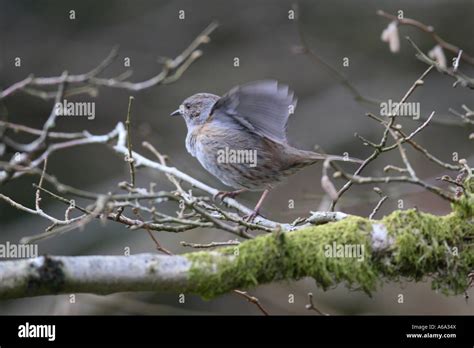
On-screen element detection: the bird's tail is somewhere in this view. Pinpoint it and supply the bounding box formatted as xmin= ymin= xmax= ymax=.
xmin=294 ymin=149 xmax=363 ymax=165
xmin=279 ymin=147 xmax=362 ymax=177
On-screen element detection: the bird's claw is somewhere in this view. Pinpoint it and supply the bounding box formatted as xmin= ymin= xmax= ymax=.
xmin=243 ymin=210 xmax=259 ymax=223
xmin=213 ymin=190 xmax=242 ymax=201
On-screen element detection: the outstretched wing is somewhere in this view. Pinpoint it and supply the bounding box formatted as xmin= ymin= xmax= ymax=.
xmin=210 ymin=80 xmax=297 ymax=144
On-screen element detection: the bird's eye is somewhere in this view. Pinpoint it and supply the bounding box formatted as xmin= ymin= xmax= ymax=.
xmin=184 ymin=103 xmax=191 ymax=109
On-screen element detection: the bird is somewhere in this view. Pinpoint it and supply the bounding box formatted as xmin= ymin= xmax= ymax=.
xmin=171 ymin=80 xmax=360 ymax=221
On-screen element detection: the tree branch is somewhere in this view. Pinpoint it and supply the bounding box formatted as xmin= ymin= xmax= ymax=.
xmin=377 ymin=10 xmax=474 ymax=66
xmin=0 ymin=21 xmax=218 ymax=100
xmin=0 ymin=202 xmax=471 ymax=300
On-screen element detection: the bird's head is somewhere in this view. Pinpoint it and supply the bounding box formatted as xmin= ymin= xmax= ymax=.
xmin=170 ymin=93 xmax=220 ymax=130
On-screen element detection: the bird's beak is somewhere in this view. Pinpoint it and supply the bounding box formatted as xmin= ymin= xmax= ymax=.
xmin=170 ymin=109 xmax=181 ymax=117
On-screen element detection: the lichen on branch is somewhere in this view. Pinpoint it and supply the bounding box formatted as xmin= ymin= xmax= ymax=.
xmin=0 ymin=197 xmax=471 ymax=300
xmin=185 ymin=205 xmax=473 ymax=299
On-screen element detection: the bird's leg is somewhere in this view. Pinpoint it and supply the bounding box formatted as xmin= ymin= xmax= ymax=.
xmin=213 ymin=189 xmax=247 ymax=201
xmin=244 ymin=189 xmax=270 ymax=222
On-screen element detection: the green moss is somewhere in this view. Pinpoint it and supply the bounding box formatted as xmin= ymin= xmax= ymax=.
xmin=184 ymin=201 xmax=473 ymax=299
xmin=465 ymin=175 xmax=474 ymax=194
xmin=186 ymin=216 xmax=378 ymax=299
xmin=379 ymin=209 xmax=473 ymax=294
xmin=452 ymin=175 xmax=474 ymax=219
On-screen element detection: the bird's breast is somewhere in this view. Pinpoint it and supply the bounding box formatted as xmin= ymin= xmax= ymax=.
xmin=184 ymin=123 xmax=289 ymax=190
xmin=185 ymin=128 xmax=200 ymax=157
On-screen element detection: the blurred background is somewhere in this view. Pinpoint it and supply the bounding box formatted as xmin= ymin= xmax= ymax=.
xmin=0 ymin=0 xmax=472 ymax=314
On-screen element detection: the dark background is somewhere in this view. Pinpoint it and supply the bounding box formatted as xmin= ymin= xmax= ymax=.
xmin=0 ymin=0 xmax=472 ymax=314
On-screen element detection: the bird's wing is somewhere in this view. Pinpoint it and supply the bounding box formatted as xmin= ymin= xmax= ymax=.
xmin=210 ymin=80 xmax=297 ymax=144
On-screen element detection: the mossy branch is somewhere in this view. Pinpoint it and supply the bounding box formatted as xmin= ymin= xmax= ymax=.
xmin=187 ymin=207 xmax=473 ymax=298
xmin=0 ymin=201 xmax=472 ymax=300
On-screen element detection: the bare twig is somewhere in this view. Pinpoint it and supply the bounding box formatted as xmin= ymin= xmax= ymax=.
xmin=305 ymin=292 xmax=328 ymax=316
xmin=19 ymin=195 xmax=108 ymax=244
xmin=233 ymin=290 xmax=269 ymax=316
xmin=377 ymin=10 xmax=474 ymax=66
xmin=133 ymin=208 xmax=172 ymax=256
xmin=406 ymin=37 xmax=474 ymax=89
xmin=180 ymin=240 xmax=240 ymax=249
xmin=331 ymin=66 xmax=434 ymax=210
xmin=338 ymin=172 xmax=455 ymax=202
xmin=453 ymin=49 xmax=463 ymax=72
xmin=0 ymin=120 xmax=87 ymax=139
xmin=369 ymin=196 xmax=388 ymax=220
xmin=125 ymin=96 xmax=136 ymax=188
xmin=449 ymin=105 xmax=474 ymax=125
xmin=366 ymin=112 xmax=461 ymax=171
xmin=0 ymin=22 xmax=218 ymax=99
xmin=142 ymin=141 xmax=184 ymax=193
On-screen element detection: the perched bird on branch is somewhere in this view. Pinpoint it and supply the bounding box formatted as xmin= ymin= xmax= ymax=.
xmin=172 ymin=80 xmax=360 ymax=220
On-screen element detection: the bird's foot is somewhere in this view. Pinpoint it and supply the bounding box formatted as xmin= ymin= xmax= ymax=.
xmin=241 ymin=189 xmax=269 ymax=224
xmin=213 ymin=189 xmax=245 ymax=201
xmin=243 ymin=209 xmax=260 ymax=223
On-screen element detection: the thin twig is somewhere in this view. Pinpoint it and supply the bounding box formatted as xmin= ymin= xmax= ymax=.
xmin=406 ymin=37 xmax=474 ymax=89
xmin=449 ymin=105 xmax=474 ymax=125
xmin=0 ymin=120 xmax=87 ymax=139
xmin=377 ymin=10 xmax=474 ymax=65
xmin=331 ymin=66 xmax=434 ymax=210
xmin=369 ymin=196 xmax=388 ymax=220
xmin=133 ymin=208 xmax=172 ymax=255
xmin=0 ymin=22 xmax=218 ymax=99
xmin=233 ymin=290 xmax=269 ymax=316
xmin=305 ymin=292 xmax=328 ymax=315
xmin=125 ymin=96 xmax=136 ymax=188
xmin=180 ymin=240 xmax=240 ymax=249
xmin=142 ymin=141 xmax=184 ymax=193
xmin=366 ymin=112 xmax=461 ymax=170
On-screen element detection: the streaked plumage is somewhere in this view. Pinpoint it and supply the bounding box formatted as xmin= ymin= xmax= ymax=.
xmin=171 ymin=80 xmax=358 ymax=217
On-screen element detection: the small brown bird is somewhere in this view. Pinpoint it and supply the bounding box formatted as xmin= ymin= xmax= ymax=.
xmin=171 ymin=80 xmax=359 ymax=220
